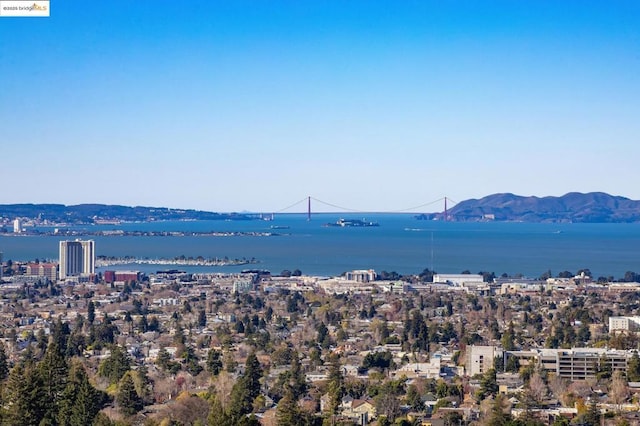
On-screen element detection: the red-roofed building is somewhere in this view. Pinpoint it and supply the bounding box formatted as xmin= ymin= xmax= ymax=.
xmin=26 ymin=263 xmax=58 ymax=281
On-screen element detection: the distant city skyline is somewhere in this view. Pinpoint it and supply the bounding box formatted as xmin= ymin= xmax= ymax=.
xmin=1 ymin=1 xmax=639 ymax=212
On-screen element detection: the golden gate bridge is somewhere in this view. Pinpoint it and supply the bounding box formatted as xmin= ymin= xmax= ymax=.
xmin=266 ymin=196 xmax=459 ymax=221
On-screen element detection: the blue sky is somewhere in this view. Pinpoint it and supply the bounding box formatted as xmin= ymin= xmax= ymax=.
xmin=1 ymin=1 xmax=639 ymax=212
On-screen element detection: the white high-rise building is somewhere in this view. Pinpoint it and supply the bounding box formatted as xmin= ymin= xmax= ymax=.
xmin=13 ymin=219 xmax=21 ymax=233
xmin=59 ymin=240 xmax=95 ymax=279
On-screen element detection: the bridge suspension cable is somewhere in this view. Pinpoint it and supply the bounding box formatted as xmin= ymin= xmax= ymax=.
xmin=388 ymin=197 xmax=456 ymax=213
xmin=309 ymin=197 xmax=362 ymax=213
xmin=271 ymin=196 xmax=457 ymax=214
xmin=273 ymin=197 xmax=309 ymax=213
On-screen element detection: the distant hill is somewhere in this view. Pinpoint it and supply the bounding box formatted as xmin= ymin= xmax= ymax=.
xmin=0 ymin=204 xmax=255 ymax=224
xmin=422 ymin=192 xmax=640 ymax=223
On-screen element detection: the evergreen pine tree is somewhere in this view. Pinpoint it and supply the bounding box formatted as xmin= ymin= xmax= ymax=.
xmin=236 ymin=415 xmax=261 ymax=426
xmin=207 ymin=349 xmax=223 ymax=376
xmin=243 ymin=352 xmax=263 ymax=402
xmin=501 ymin=321 xmax=516 ymax=351
xmin=58 ymin=361 xmax=107 ymax=426
xmin=406 ymin=384 xmax=424 ymax=412
xmin=65 ymin=331 xmax=86 ymax=358
xmin=4 ymin=364 xmax=29 ymax=424
xmin=584 ymin=398 xmax=600 ymax=426
xmin=133 ymin=365 xmax=153 ymax=404
xmin=51 ymin=317 xmax=71 ymax=354
xmin=326 ymin=355 xmax=344 ymax=415
xmin=207 ymin=395 xmax=233 ymax=426
xmin=628 ymin=351 xmax=640 ymax=382
xmin=228 ymin=352 xmax=263 ymax=421
xmin=20 ymin=343 xmax=36 ymax=366
xmin=289 ymin=351 xmax=307 ymax=399
xmin=198 ymin=309 xmax=207 ymax=327
xmin=87 ymin=301 xmax=95 ymax=325
xmin=98 ymin=345 xmax=131 ymax=384
xmin=137 ymin=315 xmax=148 ymax=332
xmin=38 ymin=341 xmax=69 ymax=423
xmin=92 ymin=412 xmax=116 ymax=426
xmin=116 ymin=372 xmax=143 ymax=416
xmin=486 ymin=395 xmax=512 ymax=426
xmin=4 ymin=363 xmax=47 ymax=426
xmin=36 ymin=329 xmax=48 ymax=356
xmin=184 ymin=346 xmax=203 ymax=376
xmin=156 ymin=346 xmax=172 ymax=371
xmin=477 ymin=368 xmax=498 ymax=400
xmin=0 ymin=342 xmax=8 ymax=380
xmin=276 ymin=386 xmax=301 ymax=426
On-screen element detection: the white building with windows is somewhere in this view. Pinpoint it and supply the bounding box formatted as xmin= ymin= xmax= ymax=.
xmin=433 ymin=273 xmax=484 ymax=286
xmin=467 ymin=345 xmax=502 ymax=376
xmin=345 ymin=269 xmax=377 ymax=283
xmin=609 ymin=316 xmax=640 ymax=333
xmin=59 ymin=239 xmax=95 ymax=279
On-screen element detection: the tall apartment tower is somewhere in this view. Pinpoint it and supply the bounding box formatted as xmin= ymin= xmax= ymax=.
xmin=59 ymin=240 xmax=95 ymax=279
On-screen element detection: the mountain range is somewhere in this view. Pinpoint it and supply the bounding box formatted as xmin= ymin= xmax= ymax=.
xmin=436 ymin=192 xmax=640 ymax=223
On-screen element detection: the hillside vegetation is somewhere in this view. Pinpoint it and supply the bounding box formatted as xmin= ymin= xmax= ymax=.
xmin=442 ymin=192 xmax=640 ymax=223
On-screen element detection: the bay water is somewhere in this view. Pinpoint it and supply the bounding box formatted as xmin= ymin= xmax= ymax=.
xmin=1 ymin=214 xmax=639 ymax=279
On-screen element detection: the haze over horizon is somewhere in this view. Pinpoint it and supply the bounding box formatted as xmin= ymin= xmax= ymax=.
xmin=2 ymin=1 xmax=639 ymax=212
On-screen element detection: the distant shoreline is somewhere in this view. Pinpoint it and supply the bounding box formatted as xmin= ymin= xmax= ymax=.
xmin=0 ymin=230 xmax=283 ymax=237
xmin=96 ymin=256 xmax=259 ymax=267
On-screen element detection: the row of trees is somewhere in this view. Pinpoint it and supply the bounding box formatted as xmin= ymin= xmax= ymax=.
xmin=1 ymin=341 xmax=109 ymax=425
xmin=0 ymin=312 xmax=155 ymax=424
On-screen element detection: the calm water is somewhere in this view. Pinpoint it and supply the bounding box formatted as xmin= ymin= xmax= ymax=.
xmin=1 ymin=214 xmax=639 ymax=279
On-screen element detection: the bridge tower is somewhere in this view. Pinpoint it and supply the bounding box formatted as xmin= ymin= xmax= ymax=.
xmin=444 ymin=197 xmax=448 ymax=221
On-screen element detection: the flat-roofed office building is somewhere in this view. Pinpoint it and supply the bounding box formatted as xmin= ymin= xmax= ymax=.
xmin=556 ymin=348 xmax=628 ymax=380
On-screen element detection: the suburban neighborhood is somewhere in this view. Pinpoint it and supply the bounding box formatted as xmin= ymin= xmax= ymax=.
xmin=1 ymin=247 xmax=640 ymax=425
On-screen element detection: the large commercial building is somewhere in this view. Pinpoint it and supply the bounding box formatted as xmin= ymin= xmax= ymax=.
xmin=59 ymin=240 xmax=95 ymax=279
xmin=474 ymin=345 xmax=633 ymax=381
xmin=26 ymin=263 xmax=58 ymax=281
xmin=103 ymin=270 xmax=141 ymax=284
xmin=433 ymin=274 xmax=484 ymax=286
xmin=345 ymin=269 xmax=377 ymax=283
xmin=555 ymin=348 xmax=628 ymax=380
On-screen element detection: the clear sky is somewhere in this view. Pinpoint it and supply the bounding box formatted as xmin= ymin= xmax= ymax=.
xmin=1 ymin=1 xmax=639 ymax=212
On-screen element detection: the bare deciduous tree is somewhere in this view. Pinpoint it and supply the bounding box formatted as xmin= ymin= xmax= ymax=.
xmin=213 ymin=370 xmax=235 ymax=409
xmin=548 ymin=374 xmax=568 ymax=404
xmin=526 ymin=371 xmax=548 ymax=406
xmin=609 ymin=370 xmax=629 ymax=410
